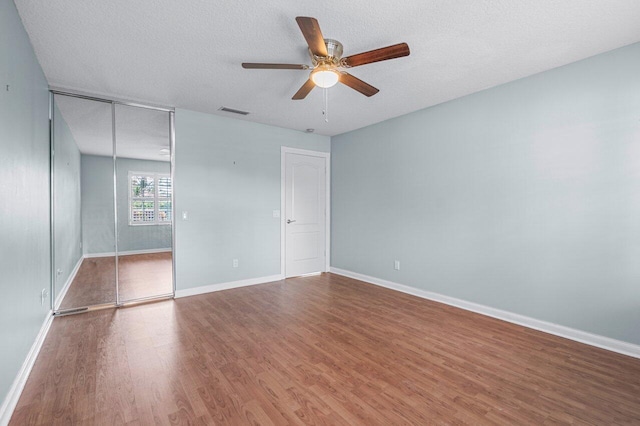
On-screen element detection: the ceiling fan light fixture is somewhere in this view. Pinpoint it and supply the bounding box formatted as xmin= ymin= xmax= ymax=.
xmin=311 ymin=68 xmax=339 ymax=88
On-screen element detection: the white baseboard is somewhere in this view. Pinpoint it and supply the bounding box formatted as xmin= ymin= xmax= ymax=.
xmin=330 ymin=267 xmax=640 ymax=359
xmin=54 ymin=256 xmax=83 ymax=310
xmin=175 ymin=274 xmax=284 ymax=299
xmin=0 ymin=311 xmax=54 ymax=425
xmin=83 ymin=248 xmax=171 ymax=258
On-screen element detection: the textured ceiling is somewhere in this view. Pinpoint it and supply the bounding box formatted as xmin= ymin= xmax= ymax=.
xmin=55 ymin=95 xmax=171 ymax=162
xmin=15 ymin=0 xmax=640 ymax=136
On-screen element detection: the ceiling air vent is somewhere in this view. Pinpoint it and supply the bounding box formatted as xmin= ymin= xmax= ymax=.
xmin=218 ymin=107 xmax=250 ymax=115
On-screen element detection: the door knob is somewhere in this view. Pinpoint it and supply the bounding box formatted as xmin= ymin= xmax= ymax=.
xmin=287 ymin=219 xmax=296 ymax=224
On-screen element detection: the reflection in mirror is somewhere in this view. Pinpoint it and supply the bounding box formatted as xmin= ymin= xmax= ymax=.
xmin=115 ymin=104 xmax=173 ymax=302
xmin=53 ymin=94 xmax=116 ymax=310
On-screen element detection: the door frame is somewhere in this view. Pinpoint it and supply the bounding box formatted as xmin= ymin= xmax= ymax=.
xmin=280 ymin=146 xmax=331 ymax=278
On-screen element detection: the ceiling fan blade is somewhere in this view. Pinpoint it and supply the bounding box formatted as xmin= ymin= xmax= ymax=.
xmin=296 ymin=17 xmax=328 ymax=57
xmin=292 ymin=79 xmax=316 ymax=100
xmin=342 ymin=43 xmax=410 ymax=68
xmin=242 ymin=63 xmax=309 ymax=70
xmin=339 ymin=73 xmax=379 ymax=97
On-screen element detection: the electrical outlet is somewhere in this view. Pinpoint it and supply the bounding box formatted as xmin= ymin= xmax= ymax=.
xmin=182 ymin=211 xmax=189 ymax=220
xmin=40 ymin=288 xmax=48 ymax=306
xmin=233 ymin=259 xmax=239 ymax=268
xmin=394 ymin=260 xmax=400 ymax=271
xmin=272 ymin=210 xmax=280 ymax=218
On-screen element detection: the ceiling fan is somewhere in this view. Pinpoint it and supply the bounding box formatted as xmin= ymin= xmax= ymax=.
xmin=242 ymin=17 xmax=410 ymax=100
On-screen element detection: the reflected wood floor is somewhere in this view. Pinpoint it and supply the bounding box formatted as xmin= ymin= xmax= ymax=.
xmin=13 ymin=273 xmax=640 ymax=425
xmin=59 ymin=252 xmax=173 ymax=310
xmin=118 ymin=252 xmax=173 ymax=301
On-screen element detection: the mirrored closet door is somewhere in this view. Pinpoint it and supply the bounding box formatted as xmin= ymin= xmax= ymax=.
xmin=51 ymin=92 xmax=174 ymax=314
xmin=52 ymin=93 xmax=117 ymax=311
xmin=115 ymin=104 xmax=174 ymax=303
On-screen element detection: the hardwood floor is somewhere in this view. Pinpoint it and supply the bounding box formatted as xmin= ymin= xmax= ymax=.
xmin=14 ymin=273 xmax=640 ymax=425
xmin=58 ymin=252 xmax=173 ymax=310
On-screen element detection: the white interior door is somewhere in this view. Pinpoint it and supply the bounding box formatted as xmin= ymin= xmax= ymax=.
xmin=285 ymin=152 xmax=327 ymax=277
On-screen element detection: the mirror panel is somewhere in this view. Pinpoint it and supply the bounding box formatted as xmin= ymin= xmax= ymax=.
xmin=53 ymin=94 xmax=116 ymax=310
xmin=115 ymin=103 xmax=173 ymax=302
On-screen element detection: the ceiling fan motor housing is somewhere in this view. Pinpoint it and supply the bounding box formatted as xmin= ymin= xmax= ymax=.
xmin=310 ymin=39 xmax=343 ymax=67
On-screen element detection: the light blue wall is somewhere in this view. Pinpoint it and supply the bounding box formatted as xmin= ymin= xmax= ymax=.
xmin=81 ymin=155 xmax=115 ymax=255
xmin=174 ymin=110 xmax=330 ymax=290
xmin=0 ymin=0 xmax=51 ymax=407
xmin=81 ymin=155 xmax=171 ymax=254
xmin=331 ymin=42 xmax=640 ymax=345
xmin=116 ymin=157 xmax=171 ymax=252
xmin=53 ymin=103 xmax=82 ymax=302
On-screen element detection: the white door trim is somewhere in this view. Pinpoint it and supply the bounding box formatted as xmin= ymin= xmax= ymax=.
xmin=281 ymin=147 xmax=330 ymax=277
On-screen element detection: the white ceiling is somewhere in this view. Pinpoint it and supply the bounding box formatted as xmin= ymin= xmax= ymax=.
xmin=16 ymin=0 xmax=640 ymax=136
xmin=55 ymin=94 xmax=171 ymax=162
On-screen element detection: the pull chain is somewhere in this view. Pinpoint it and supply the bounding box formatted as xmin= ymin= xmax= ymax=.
xmin=322 ymin=88 xmax=329 ymax=123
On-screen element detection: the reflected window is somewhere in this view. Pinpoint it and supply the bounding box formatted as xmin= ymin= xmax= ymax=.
xmin=129 ymin=172 xmax=172 ymax=225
